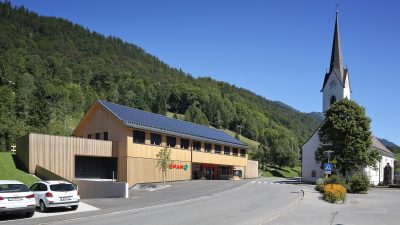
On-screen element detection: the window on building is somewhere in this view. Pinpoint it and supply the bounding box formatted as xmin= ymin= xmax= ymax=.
xmin=167 ymin=136 xmax=176 ymax=148
xmin=193 ymin=141 xmax=201 ymax=151
xmin=240 ymin=149 xmax=246 ymax=157
xmin=224 ymin=146 xmax=231 ymax=155
xmin=95 ymin=133 xmax=100 ymax=140
xmin=215 ymin=144 xmax=221 ymax=154
xmin=330 ymin=95 xmax=336 ymax=106
xmin=204 ymin=143 xmax=212 ymax=153
xmin=233 ymin=148 xmax=238 ymax=156
xmin=133 ymin=130 xmax=145 ymax=144
xmin=104 ymin=132 xmax=108 ymax=141
xmin=87 ymin=134 xmax=92 ymax=139
xmin=150 ymin=133 xmax=162 ymax=146
xmin=180 ymin=138 xmax=189 ymax=149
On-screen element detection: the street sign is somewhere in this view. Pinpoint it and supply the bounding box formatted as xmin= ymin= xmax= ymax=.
xmin=324 ymin=163 xmax=332 ymax=174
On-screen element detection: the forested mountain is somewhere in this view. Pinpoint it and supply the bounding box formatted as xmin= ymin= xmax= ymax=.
xmin=378 ymin=138 xmax=400 ymax=154
xmin=0 ymin=2 xmax=319 ymax=153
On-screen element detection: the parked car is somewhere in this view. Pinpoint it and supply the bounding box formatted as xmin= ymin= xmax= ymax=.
xmin=30 ymin=181 xmax=80 ymax=212
xmin=0 ymin=180 xmax=35 ymax=217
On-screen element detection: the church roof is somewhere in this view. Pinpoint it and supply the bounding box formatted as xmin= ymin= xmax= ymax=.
xmin=372 ymin=136 xmax=394 ymax=157
xmin=329 ymin=11 xmax=344 ymax=79
xmin=321 ymin=11 xmax=349 ymax=92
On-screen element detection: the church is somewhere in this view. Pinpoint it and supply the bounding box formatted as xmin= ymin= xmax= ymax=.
xmin=301 ymin=10 xmax=395 ymax=185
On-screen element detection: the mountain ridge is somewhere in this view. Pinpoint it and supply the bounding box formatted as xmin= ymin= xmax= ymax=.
xmin=0 ymin=2 xmax=319 ymax=152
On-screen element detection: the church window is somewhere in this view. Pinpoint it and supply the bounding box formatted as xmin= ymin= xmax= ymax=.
xmin=330 ymin=95 xmax=336 ymax=106
xmin=311 ymin=170 xmax=316 ymax=178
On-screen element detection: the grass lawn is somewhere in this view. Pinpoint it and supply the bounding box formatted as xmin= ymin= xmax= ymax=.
xmin=260 ymin=165 xmax=301 ymax=178
xmin=166 ymin=112 xmax=186 ymax=120
xmin=0 ymin=152 xmax=38 ymax=187
xmin=223 ymin=129 xmax=260 ymax=148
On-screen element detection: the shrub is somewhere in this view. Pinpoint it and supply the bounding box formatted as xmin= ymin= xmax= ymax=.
xmin=315 ymin=178 xmax=325 ymax=193
xmin=348 ymin=172 xmax=370 ymax=193
xmin=323 ymin=184 xmax=347 ymax=203
xmin=325 ymin=174 xmax=346 ymax=186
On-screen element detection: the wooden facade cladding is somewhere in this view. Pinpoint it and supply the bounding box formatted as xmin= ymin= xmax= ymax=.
xmin=192 ymin=151 xmax=247 ymax=167
xmin=126 ymin=157 xmax=191 ymax=186
xmin=16 ymin=133 xmax=114 ymax=182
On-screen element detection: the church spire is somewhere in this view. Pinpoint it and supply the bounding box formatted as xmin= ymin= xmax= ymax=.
xmin=329 ymin=10 xmax=344 ymax=76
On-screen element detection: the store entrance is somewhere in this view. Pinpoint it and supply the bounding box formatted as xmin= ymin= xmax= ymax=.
xmin=192 ymin=163 xmax=233 ymax=180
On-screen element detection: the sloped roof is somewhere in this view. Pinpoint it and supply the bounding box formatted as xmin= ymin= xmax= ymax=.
xmin=372 ymin=136 xmax=394 ymax=157
xmin=97 ymin=100 xmax=246 ymax=148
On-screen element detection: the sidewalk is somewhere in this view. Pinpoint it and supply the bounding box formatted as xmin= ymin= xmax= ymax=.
xmin=268 ymin=185 xmax=400 ymax=225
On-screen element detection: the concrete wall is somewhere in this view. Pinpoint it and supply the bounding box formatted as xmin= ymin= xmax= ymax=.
xmin=245 ymin=160 xmax=259 ymax=178
xmin=73 ymin=179 xmax=128 ymax=199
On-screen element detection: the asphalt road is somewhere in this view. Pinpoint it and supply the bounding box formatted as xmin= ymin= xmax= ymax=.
xmin=2 ymin=179 xmax=303 ymax=225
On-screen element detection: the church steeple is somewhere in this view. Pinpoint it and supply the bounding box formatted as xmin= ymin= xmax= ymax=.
xmin=329 ymin=10 xmax=344 ymax=77
xmin=322 ymin=8 xmax=351 ymax=113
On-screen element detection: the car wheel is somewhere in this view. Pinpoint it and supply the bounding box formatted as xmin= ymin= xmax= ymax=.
xmin=39 ymin=200 xmax=47 ymax=212
xmin=71 ymin=205 xmax=78 ymax=210
xmin=25 ymin=211 xmax=35 ymax=218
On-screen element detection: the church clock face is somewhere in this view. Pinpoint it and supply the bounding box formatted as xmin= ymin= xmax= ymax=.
xmin=329 ymin=80 xmax=337 ymax=89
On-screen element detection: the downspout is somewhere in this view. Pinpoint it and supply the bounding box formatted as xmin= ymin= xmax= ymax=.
xmin=190 ymin=140 xmax=193 ymax=180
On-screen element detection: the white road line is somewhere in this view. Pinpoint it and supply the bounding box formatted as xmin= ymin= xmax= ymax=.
xmin=37 ymin=181 xmax=254 ymax=225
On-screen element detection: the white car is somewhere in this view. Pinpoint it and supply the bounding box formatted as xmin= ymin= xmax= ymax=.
xmin=0 ymin=180 xmax=36 ymax=217
xmin=30 ymin=181 xmax=80 ymax=212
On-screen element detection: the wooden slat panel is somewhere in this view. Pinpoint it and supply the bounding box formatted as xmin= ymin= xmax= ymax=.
xmin=24 ymin=134 xmax=114 ymax=182
xmin=126 ymin=157 xmax=190 ymax=186
xmin=192 ymin=151 xmax=247 ymax=167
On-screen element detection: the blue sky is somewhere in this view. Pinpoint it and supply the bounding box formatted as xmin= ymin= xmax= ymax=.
xmin=11 ymin=0 xmax=400 ymax=145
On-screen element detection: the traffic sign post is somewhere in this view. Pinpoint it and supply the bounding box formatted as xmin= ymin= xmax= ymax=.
xmin=324 ymin=163 xmax=333 ymax=175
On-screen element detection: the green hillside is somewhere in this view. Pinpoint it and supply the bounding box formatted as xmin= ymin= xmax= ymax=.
xmin=0 ymin=152 xmax=38 ymax=186
xmin=0 ymin=2 xmax=319 ymax=157
xmin=260 ymin=166 xmax=301 ymax=178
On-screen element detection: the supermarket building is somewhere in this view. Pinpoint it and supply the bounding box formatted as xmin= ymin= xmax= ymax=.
xmin=17 ymin=100 xmax=257 ymax=188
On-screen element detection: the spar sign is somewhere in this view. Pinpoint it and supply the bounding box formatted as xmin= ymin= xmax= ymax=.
xmin=169 ymin=163 xmax=189 ymax=171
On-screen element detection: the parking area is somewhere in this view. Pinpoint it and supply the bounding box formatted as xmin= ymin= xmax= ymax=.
xmin=0 ymin=202 xmax=98 ymax=222
xmin=83 ymin=179 xmax=252 ymax=210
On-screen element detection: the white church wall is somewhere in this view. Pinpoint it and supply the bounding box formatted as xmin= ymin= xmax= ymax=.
xmin=302 ymin=131 xmax=325 ymax=183
xmin=322 ymin=72 xmax=347 ymax=112
xmin=364 ymin=155 xmax=394 ymax=185
xmin=343 ymin=75 xmax=351 ymax=99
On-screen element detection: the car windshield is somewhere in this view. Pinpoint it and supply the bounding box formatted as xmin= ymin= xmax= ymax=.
xmin=50 ymin=183 xmax=75 ymax=192
xmin=0 ymin=184 xmax=30 ymax=193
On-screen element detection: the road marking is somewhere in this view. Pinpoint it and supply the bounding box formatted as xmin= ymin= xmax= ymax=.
xmin=261 ymin=189 xmax=305 ymax=224
xmin=37 ymin=181 xmax=254 ymax=225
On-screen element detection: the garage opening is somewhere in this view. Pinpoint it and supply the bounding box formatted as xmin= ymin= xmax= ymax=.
xmin=75 ymin=156 xmax=117 ymax=179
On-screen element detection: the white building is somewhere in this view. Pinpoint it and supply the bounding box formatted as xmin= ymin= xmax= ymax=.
xmin=301 ymin=11 xmax=395 ymax=184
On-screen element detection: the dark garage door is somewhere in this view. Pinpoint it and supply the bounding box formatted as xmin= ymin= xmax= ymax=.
xmin=75 ymin=156 xmax=117 ymax=179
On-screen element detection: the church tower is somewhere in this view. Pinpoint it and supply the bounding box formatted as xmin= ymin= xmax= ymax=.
xmin=321 ymin=10 xmax=351 ymax=113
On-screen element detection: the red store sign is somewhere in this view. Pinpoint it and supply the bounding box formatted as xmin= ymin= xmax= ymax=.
xmin=169 ymin=164 xmax=189 ymax=171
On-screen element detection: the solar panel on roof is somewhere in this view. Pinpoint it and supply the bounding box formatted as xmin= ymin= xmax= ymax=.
xmin=97 ymin=100 xmax=246 ymax=148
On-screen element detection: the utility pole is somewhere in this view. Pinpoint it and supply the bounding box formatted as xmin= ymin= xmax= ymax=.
xmin=237 ymin=124 xmax=244 ymax=137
